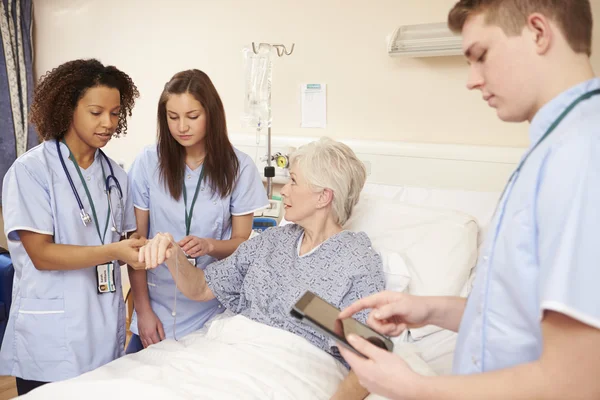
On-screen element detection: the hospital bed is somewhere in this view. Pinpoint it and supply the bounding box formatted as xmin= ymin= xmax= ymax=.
xmin=19 ymin=136 xmax=524 ymax=399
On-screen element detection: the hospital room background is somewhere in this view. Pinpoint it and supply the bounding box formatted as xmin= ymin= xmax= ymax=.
xmin=1 ymin=0 xmax=600 ymax=398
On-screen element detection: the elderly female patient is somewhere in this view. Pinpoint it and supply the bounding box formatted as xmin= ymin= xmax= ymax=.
xmin=138 ymin=137 xmax=384 ymax=399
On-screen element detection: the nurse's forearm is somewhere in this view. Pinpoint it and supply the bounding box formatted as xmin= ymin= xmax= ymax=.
xmin=21 ymin=237 xmax=124 ymax=271
xmin=129 ymin=209 xmax=152 ymax=309
xmin=412 ymin=312 xmax=600 ymax=400
xmin=428 ymin=296 xmax=467 ymax=333
xmin=164 ymin=250 xmax=215 ymax=302
xmin=207 ymin=237 xmax=246 ymax=260
xmin=205 ymin=213 xmax=253 ymax=260
xmin=412 ymin=362 xmax=550 ymax=400
xmin=128 ymin=268 xmax=152 ymax=313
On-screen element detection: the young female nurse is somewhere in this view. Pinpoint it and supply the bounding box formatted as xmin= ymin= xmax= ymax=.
xmin=0 ymin=59 xmax=144 ymax=395
xmin=126 ymin=69 xmax=268 ymax=352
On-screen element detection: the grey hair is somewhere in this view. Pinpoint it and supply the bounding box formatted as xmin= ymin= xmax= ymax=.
xmin=289 ymin=137 xmax=367 ymax=226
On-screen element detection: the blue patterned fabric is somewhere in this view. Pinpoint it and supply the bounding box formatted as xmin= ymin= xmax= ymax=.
xmin=0 ymin=0 xmax=37 ymax=205
xmin=205 ymin=223 xmax=385 ymax=365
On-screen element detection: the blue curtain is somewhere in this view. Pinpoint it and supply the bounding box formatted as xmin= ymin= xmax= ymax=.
xmin=0 ymin=0 xmax=36 ymax=205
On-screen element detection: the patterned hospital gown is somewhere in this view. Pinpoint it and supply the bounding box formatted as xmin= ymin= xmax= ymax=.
xmin=204 ymin=223 xmax=385 ymax=365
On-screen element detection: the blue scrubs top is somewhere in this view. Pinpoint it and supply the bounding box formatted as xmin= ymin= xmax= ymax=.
xmin=0 ymin=140 xmax=136 ymax=382
xmin=454 ymin=78 xmax=600 ymax=373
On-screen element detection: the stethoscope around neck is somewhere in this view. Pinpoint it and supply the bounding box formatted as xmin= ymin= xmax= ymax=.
xmin=56 ymin=140 xmax=125 ymax=236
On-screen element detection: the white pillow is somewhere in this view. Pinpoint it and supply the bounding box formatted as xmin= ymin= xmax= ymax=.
xmin=345 ymin=193 xmax=478 ymax=339
xmin=377 ymin=248 xmax=411 ymax=292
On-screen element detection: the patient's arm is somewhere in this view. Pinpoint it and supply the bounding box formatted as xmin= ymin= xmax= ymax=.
xmin=139 ymin=232 xmax=215 ymax=302
xmin=140 ymin=231 xmax=258 ymax=308
xmin=331 ymin=370 xmax=369 ymax=400
xmin=164 ymin=245 xmax=215 ymax=302
xmin=178 ymin=214 xmax=254 ymax=260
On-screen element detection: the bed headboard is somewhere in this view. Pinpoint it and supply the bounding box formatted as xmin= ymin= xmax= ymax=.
xmin=229 ymin=133 xmax=526 ymax=193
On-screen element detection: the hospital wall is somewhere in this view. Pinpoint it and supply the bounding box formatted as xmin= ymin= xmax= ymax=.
xmin=29 ymin=0 xmax=600 ymax=169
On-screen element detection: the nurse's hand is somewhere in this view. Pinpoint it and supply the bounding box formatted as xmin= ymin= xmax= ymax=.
xmin=129 ymin=232 xmax=145 ymax=241
xmin=137 ymin=309 xmax=166 ymax=348
xmin=116 ymin=237 xmax=147 ymax=270
xmin=339 ymin=292 xmax=432 ymax=337
xmin=139 ymin=232 xmax=176 ymax=270
xmin=178 ymin=236 xmax=215 ymax=258
xmin=338 ymin=335 xmax=421 ymax=400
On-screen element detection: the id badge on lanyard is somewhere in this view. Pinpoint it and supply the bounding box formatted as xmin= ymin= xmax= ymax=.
xmin=63 ymin=141 xmax=116 ymax=294
xmin=183 ymin=165 xmax=204 ymax=269
xmin=97 ymin=263 xmax=117 ymax=293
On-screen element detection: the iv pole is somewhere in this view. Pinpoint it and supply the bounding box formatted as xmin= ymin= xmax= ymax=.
xmin=251 ymin=42 xmax=295 ymax=199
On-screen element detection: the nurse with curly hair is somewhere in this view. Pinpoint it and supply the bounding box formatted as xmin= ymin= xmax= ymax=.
xmin=0 ymin=58 xmax=144 ymax=395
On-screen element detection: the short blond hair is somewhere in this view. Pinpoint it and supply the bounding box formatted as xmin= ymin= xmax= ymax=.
xmin=289 ymin=137 xmax=367 ymax=226
xmin=448 ymin=0 xmax=593 ymax=56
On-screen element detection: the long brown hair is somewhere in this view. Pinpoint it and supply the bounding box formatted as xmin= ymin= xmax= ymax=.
xmin=157 ymin=69 xmax=239 ymax=200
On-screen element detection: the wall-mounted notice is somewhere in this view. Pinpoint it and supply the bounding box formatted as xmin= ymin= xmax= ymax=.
xmin=301 ymin=83 xmax=327 ymax=128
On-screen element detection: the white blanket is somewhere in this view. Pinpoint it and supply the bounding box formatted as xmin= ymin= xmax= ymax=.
xmin=21 ymin=314 xmax=435 ymax=399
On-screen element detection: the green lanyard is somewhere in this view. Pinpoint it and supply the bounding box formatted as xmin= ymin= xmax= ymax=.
xmin=63 ymin=141 xmax=110 ymax=245
xmin=494 ymin=88 xmax=600 ymax=217
xmin=182 ymin=166 xmax=205 ymax=236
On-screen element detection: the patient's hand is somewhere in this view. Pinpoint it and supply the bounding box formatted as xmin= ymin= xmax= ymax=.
xmin=139 ymin=232 xmax=176 ymax=270
xmin=178 ymin=236 xmax=215 ymax=258
xmin=128 ymin=232 xmax=145 ymax=241
xmin=116 ymin=237 xmax=147 ymax=270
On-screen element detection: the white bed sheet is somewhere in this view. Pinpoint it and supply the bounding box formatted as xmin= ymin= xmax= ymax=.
xmin=20 ymin=312 xmax=435 ymax=400
xmin=22 ymin=312 xmax=346 ymax=399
